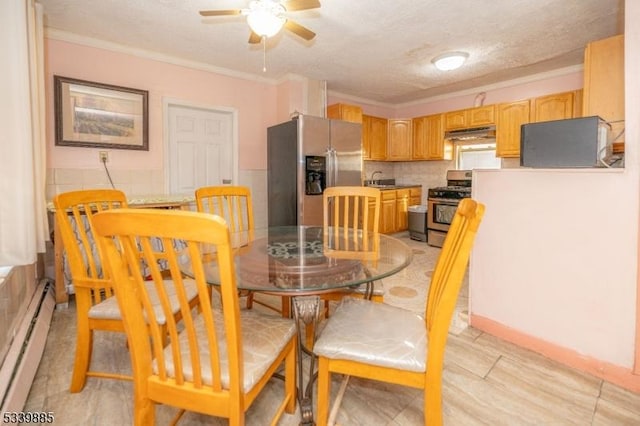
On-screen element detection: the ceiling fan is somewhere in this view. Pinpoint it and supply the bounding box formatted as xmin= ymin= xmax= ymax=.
xmin=199 ymin=0 xmax=320 ymax=44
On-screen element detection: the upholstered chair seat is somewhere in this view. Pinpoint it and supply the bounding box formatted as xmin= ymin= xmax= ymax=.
xmin=314 ymin=298 xmax=426 ymax=372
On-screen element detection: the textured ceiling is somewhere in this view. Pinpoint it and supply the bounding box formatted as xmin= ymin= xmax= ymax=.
xmin=40 ymin=0 xmax=624 ymax=105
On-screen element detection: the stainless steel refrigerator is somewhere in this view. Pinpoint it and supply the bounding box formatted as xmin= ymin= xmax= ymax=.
xmin=267 ymin=115 xmax=363 ymax=226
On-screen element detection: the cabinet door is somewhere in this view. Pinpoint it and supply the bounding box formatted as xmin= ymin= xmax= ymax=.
xmin=444 ymin=110 xmax=467 ymax=130
xmin=468 ymin=105 xmax=495 ymax=126
xmin=573 ymin=89 xmax=583 ymax=118
xmin=583 ymin=35 xmax=624 ymax=122
xmin=326 ymin=103 xmax=363 ymax=123
xmin=395 ymin=189 xmax=410 ymax=231
xmin=369 ymin=116 xmax=388 ymax=160
xmin=380 ymin=191 xmax=397 ymax=234
xmin=496 ymin=100 xmax=530 ymax=158
xmin=583 ymin=35 xmax=624 ymax=140
xmin=411 ymin=116 xmax=428 ymax=160
xmin=413 ymin=114 xmax=448 ymax=160
xmin=531 ymin=92 xmax=575 ymax=122
xmin=362 ymin=115 xmax=372 ymax=159
xmin=387 ymin=119 xmax=412 ymax=161
xmin=425 ymin=114 xmax=450 ymax=160
xmin=410 ymin=187 xmax=422 ymax=207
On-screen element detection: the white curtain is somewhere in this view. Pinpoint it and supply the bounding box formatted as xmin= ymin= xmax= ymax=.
xmin=0 ymin=0 xmax=48 ymax=265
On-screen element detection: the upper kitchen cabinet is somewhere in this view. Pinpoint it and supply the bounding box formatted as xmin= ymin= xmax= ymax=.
xmin=387 ymin=119 xmax=412 ymax=161
xmin=362 ymin=114 xmax=388 ymax=160
xmin=444 ymin=105 xmax=495 ymax=130
xmin=326 ymin=103 xmax=363 ymax=123
xmin=583 ymin=34 xmax=624 ymax=139
xmin=412 ymin=113 xmax=451 ymax=160
xmin=496 ymin=99 xmax=530 ymax=158
xmin=530 ymin=90 xmax=582 ymax=122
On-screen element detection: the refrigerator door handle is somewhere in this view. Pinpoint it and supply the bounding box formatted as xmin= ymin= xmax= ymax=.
xmin=325 ymin=147 xmax=334 ymax=187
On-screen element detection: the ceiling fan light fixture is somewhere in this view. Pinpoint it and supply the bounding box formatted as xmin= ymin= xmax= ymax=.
xmin=432 ymin=51 xmax=469 ymax=71
xmin=246 ymin=0 xmax=286 ymax=38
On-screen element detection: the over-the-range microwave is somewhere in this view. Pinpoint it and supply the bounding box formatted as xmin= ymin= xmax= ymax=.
xmin=520 ymin=116 xmax=611 ymax=168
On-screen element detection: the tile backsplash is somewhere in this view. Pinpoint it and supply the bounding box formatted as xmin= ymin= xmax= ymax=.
xmin=46 ymin=168 xmax=165 ymax=200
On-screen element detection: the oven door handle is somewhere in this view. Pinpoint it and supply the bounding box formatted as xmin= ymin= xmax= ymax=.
xmin=428 ymin=198 xmax=461 ymax=205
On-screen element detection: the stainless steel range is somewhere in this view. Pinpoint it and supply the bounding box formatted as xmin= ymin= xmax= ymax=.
xmin=427 ymin=170 xmax=472 ymax=247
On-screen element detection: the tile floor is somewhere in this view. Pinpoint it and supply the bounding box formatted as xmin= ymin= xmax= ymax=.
xmin=24 ymin=233 xmax=640 ymax=425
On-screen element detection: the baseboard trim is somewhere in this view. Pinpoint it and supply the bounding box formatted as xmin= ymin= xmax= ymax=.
xmin=470 ymin=314 xmax=640 ymax=393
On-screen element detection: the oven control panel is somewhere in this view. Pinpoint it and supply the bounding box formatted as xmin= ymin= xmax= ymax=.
xmin=427 ymin=186 xmax=471 ymax=200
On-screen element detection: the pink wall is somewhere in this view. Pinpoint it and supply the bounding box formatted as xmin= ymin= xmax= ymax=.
xmin=45 ymin=38 xmax=278 ymax=171
xmin=470 ymin=167 xmax=639 ymax=390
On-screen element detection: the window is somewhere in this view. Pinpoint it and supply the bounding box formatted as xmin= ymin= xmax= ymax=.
xmin=455 ymin=141 xmax=501 ymax=170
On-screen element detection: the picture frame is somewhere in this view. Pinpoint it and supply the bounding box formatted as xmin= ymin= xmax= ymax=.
xmin=54 ymin=75 xmax=149 ymax=151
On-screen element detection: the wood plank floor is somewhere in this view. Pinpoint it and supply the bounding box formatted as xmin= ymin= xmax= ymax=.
xmin=24 ymin=234 xmax=640 ymax=425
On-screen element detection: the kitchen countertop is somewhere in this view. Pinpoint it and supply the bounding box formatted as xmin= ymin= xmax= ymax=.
xmin=364 ymin=183 xmax=421 ymax=190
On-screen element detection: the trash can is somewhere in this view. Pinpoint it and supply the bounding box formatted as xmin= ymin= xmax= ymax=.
xmin=408 ymin=204 xmax=428 ymax=242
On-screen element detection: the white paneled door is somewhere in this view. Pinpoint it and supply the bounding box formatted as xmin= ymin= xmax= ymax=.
xmin=166 ymin=103 xmax=236 ymax=194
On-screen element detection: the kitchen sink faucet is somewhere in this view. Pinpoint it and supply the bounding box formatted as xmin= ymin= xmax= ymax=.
xmin=370 ymin=170 xmax=382 ymax=182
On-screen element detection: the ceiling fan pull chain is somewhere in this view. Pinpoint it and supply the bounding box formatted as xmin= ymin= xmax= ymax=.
xmin=262 ymin=36 xmax=267 ymax=72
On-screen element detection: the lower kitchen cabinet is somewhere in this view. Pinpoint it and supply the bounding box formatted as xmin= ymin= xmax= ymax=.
xmin=378 ymin=187 xmax=422 ymax=234
xmin=395 ymin=189 xmax=410 ymax=231
xmin=410 ymin=187 xmax=422 ymax=207
xmin=380 ymin=190 xmax=397 ymax=233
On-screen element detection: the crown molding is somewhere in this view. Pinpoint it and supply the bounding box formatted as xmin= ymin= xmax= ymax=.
xmin=45 ymin=28 xmax=278 ymax=86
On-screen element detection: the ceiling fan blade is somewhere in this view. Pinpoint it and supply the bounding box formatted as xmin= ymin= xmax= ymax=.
xmin=248 ymin=31 xmax=262 ymax=44
xmin=199 ymin=9 xmax=243 ymax=17
xmin=282 ymin=0 xmax=321 ymax=12
xmin=284 ymin=19 xmax=316 ymax=41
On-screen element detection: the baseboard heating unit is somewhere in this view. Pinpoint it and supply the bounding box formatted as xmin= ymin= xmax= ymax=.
xmin=0 ymin=277 xmax=55 ymax=412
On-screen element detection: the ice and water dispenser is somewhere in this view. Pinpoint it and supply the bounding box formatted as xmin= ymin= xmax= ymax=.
xmin=305 ymin=156 xmax=326 ymax=195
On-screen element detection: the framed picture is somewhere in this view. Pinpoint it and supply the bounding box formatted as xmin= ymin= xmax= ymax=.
xmin=54 ymin=76 xmax=149 ymax=151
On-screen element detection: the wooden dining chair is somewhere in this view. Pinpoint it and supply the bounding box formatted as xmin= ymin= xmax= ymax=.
xmin=53 ymin=189 xmax=199 ymax=393
xmin=195 ymin=185 xmax=290 ymax=316
xmin=313 ymin=198 xmax=485 ymax=426
xmin=92 ymin=208 xmax=297 ymax=425
xmin=320 ymin=186 xmax=384 ymax=308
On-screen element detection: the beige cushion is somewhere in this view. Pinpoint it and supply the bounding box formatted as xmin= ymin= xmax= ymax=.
xmin=313 ymin=298 xmax=426 ymax=372
xmin=158 ymin=309 xmax=296 ymax=391
xmin=88 ymin=279 xmax=199 ymax=324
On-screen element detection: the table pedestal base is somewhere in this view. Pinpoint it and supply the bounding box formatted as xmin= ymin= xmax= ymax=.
xmin=292 ymin=295 xmax=321 ymax=426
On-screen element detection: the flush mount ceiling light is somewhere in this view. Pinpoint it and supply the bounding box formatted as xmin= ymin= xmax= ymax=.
xmin=246 ymin=0 xmax=286 ymax=38
xmin=432 ymin=51 xmax=469 ymax=71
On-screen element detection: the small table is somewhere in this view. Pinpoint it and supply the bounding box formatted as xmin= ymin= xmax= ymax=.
xmin=187 ymin=225 xmax=413 ymax=425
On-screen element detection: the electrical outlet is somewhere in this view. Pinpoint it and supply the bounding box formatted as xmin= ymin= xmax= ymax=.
xmin=99 ymin=151 xmax=108 ymax=162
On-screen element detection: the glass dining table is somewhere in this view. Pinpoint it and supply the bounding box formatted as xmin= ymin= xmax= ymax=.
xmin=182 ymin=225 xmax=413 ymax=425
